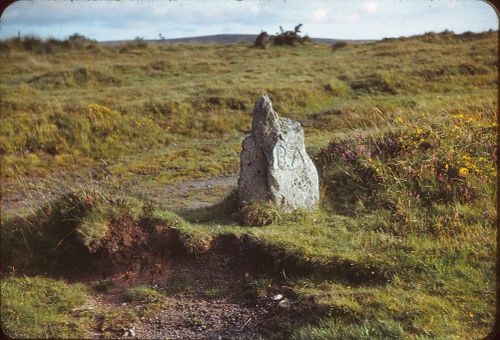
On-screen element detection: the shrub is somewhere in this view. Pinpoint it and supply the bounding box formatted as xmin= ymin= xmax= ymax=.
xmin=272 ymin=24 xmax=310 ymax=46
xmin=316 ymin=111 xmax=496 ymax=236
xmin=349 ymin=72 xmax=398 ymax=94
xmin=331 ymin=41 xmax=348 ymax=51
xmin=255 ymin=24 xmax=311 ymax=48
xmin=255 ymin=31 xmax=270 ymax=49
xmin=323 ymin=79 xmax=350 ymax=97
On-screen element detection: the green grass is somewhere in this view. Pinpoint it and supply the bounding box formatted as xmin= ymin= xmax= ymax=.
xmin=124 ymin=286 xmax=162 ymax=303
xmin=0 ymin=30 xmax=497 ymax=339
xmin=91 ymin=279 xmax=116 ymax=293
xmin=0 ymin=276 xmax=91 ymax=339
xmin=99 ymin=307 xmax=139 ymax=337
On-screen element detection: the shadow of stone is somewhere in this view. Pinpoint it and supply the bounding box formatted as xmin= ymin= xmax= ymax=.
xmin=175 ymin=189 xmax=240 ymax=225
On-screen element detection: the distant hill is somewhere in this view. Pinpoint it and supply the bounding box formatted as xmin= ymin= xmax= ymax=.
xmin=101 ymin=34 xmax=375 ymax=45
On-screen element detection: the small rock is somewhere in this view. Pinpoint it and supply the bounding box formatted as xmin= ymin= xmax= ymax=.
xmin=271 ymin=294 xmax=283 ymax=301
xmin=122 ymin=331 xmax=128 ymax=337
xmin=121 ymin=302 xmax=128 ymax=306
xmin=278 ymin=298 xmax=291 ymax=309
xmin=129 ymin=329 xmax=136 ymax=337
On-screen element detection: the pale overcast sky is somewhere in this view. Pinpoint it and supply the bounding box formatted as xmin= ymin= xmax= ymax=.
xmin=0 ymin=0 xmax=498 ymax=41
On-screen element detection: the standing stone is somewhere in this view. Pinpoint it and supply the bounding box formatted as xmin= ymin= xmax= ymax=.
xmin=238 ymin=95 xmax=319 ymax=211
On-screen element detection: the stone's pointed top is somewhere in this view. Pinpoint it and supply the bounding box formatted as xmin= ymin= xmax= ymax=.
xmin=251 ymin=95 xmax=280 ymax=135
xmin=253 ymin=95 xmax=274 ymax=115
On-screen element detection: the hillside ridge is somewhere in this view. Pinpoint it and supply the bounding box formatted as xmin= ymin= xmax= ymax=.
xmin=100 ymin=33 xmax=375 ymax=45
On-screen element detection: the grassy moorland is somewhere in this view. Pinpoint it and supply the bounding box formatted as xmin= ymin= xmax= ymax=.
xmin=0 ymin=30 xmax=497 ymax=339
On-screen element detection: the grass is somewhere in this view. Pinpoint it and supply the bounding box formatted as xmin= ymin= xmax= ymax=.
xmin=124 ymin=286 xmax=162 ymax=303
xmin=239 ymin=200 xmax=312 ymax=226
xmin=91 ymin=279 xmax=116 ymax=293
xmin=0 ymin=29 xmax=497 ymax=338
xmin=0 ymin=276 xmax=91 ymax=339
xmin=99 ymin=307 xmax=139 ymax=337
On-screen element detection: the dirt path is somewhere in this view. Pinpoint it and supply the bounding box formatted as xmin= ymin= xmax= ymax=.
xmin=134 ymin=175 xmax=238 ymax=211
xmin=1 ymin=174 xmax=238 ymax=216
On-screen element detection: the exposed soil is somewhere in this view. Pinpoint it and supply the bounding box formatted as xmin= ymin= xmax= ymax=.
xmin=79 ymin=251 xmax=311 ymax=339
xmin=54 ymin=229 xmax=326 ymax=340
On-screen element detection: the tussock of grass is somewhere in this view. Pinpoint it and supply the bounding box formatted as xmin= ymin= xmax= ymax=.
xmin=124 ymin=286 xmax=162 ymax=303
xmin=151 ymin=209 xmax=213 ymax=255
xmin=91 ymin=279 xmax=115 ymax=293
xmin=239 ymin=200 xmax=311 ymax=226
xmin=100 ymin=307 xmax=139 ymax=337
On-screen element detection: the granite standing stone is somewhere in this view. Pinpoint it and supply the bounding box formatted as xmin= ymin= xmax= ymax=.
xmin=238 ymin=95 xmax=319 ymax=211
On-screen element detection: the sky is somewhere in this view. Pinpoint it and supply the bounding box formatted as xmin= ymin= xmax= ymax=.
xmin=0 ymin=0 xmax=498 ymax=41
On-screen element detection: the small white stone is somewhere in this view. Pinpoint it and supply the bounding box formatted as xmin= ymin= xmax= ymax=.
xmin=271 ymin=294 xmax=283 ymax=301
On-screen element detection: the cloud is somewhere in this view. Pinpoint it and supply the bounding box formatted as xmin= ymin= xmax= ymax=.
xmin=312 ymin=9 xmax=329 ymax=23
xmin=447 ymin=0 xmax=460 ymax=9
xmin=363 ymin=1 xmax=379 ymax=12
xmin=347 ymin=13 xmax=361 ymax=22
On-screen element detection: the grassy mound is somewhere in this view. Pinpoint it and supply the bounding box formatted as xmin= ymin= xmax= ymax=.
xmin=1 ymin=180 xmax=146 ymax=272
xmin=316 ymin=110 xmax=496 ymax=237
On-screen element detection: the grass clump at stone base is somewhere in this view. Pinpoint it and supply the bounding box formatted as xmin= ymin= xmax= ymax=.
xmin=239 ymin=200 xmax=313 ymax=226
xmin=0 ymin=276 xmax=91 ymax=339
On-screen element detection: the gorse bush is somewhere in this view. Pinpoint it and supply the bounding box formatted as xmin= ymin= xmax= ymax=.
xmin=316 ymin=110 xmax=496 ymax=236
xmin=254 ymin=24 xmax=310 ymax=48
